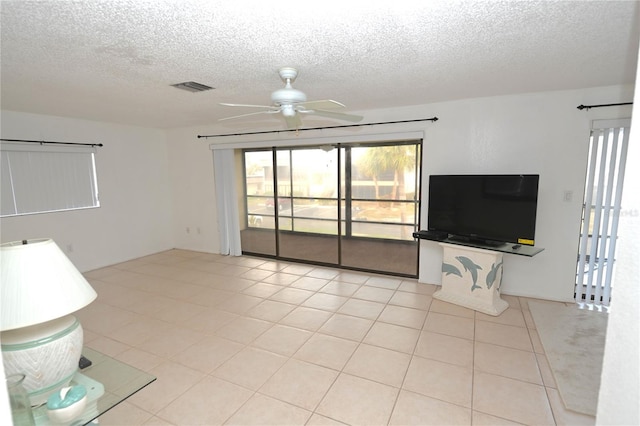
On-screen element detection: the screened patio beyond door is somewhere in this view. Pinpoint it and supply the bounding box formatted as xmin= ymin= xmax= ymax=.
xmin=241 ymin=141 xmax=422 ymax=277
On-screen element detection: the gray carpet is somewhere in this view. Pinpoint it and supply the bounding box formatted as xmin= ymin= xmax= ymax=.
xmin=529 ymin=301 xmax=608 ymax=416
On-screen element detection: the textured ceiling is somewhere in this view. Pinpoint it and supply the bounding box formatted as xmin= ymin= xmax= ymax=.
xmin=1 ymin=0 xmax=639 ymax=130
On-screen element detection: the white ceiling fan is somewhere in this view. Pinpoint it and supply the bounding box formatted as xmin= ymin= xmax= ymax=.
xmin=219 ymin=67 xmax=363 ymax=129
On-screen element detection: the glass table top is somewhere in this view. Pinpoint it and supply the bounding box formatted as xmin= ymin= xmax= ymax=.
xmin=32 ymin=347 xmax=156 ymax=425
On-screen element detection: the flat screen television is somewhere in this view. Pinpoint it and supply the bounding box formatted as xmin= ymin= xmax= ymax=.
xmin=427 ymin=174 xmax=539 ymax=246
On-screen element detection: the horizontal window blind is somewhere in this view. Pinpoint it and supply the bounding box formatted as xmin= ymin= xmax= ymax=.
xmin=1 ymin=143 xmax=100 ymax=217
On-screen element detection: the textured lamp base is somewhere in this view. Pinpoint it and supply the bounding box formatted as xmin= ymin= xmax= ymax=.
xmin=1 ymin=315 xmax=84 ymax=406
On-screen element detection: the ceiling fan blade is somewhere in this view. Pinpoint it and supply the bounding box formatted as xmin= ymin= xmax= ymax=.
xmin=300 ymin=108 xmax=363 ymax=122
xmin=298 ymin=99 xmax=345 ymax=110
xmin=284 ymin=114 xmax=302 ymax=129
xmin=219 ymin=110 xmax=280 ymax=121
xmin=219 ymin=102 xmax=278 ymax=109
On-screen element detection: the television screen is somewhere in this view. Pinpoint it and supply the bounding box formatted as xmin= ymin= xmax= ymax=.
xmin=428 ymin=174 xmax=539 ymax=246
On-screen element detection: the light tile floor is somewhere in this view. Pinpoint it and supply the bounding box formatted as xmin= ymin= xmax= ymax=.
xmin=77 ymin=249 xmax=596 ymax=425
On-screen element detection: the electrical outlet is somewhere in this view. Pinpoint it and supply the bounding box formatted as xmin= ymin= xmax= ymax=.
xmin=186 ymin=227 xmax=190 ymax=234
xmin=67 ymin=244 xmax=74 ymax=253
xmin=563 ymin=190 xmax=573 ymax=202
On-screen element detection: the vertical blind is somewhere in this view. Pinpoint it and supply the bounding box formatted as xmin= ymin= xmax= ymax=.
xmin=575 ymin=119 xmax=630 ymax=306
xmin=0 ymin=143 xmax=100 ymax=217
xmin=212 ymin=149 xmax=242 ymax=255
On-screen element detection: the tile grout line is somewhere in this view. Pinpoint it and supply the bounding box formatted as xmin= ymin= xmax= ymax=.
xmin=90 ymin=252 xmax=561 ymax=425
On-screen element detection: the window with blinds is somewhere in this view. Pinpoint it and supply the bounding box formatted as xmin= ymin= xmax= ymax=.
xmin=0 ymin=143 xmax=100 ymax=217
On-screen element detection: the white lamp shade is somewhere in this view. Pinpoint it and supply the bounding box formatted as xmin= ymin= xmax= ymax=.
xmin=1 ymin=238 xmax=97 ymax=331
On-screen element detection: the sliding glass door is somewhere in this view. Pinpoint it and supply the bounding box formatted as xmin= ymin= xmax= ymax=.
xmin=240 ymin=140 xmax=421 ymax=277
xmin=277 ymin=147 xmax=340 ymax=264
xmin=341 ymin=143 xmax=421 ymax=274
xmin=242 ymin=149 xmax=277 ymax=256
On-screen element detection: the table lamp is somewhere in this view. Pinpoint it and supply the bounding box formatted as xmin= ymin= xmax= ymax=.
xmin=1 ymin=239 xmax=97 ymax=406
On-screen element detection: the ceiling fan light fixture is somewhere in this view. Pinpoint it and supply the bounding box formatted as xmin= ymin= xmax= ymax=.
xmin=281 ymin=104 xmax=296 ymax=117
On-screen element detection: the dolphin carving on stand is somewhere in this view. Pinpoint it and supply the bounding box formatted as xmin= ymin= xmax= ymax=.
xmin=442 ymin=262 xmax=463 ymax=278
xmin=455 ymin=256 xmax=483 ymax=291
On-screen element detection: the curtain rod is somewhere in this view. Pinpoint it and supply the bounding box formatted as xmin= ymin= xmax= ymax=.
xmin=197 ymin=117 xmax=439 ymax=139
xmin=0 ymin=138 xmax=103 ymax=147
xmin=577 ymin=102 xmax=633 ymax=110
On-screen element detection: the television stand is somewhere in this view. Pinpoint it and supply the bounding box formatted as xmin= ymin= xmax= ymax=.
xmin=414 ymin=232 xmax=543 ymax=315
xmin=447 ymin=235 xmax=504 ymax=247
xmin=414 ymin=231 xmax=545 ymax=257
xmin=434 ymin=243 xmax=509 ymax=316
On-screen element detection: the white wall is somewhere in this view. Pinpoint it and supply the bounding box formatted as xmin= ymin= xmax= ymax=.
xmin=0 ymin=111 xmax=174 ymax=271
xmin=596 ymin=68 xmax=640 ymax=424
xmin=166 ymin=85 xmax=634 ymax=302
xmin=419 ymin=86 xmax=634 ymax=301
xmin=165 ymin=127 xmax=219 ymax=253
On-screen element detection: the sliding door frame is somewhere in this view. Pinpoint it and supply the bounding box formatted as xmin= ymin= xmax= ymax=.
xmin=240 ymin=139 xmax=422 ymax=278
